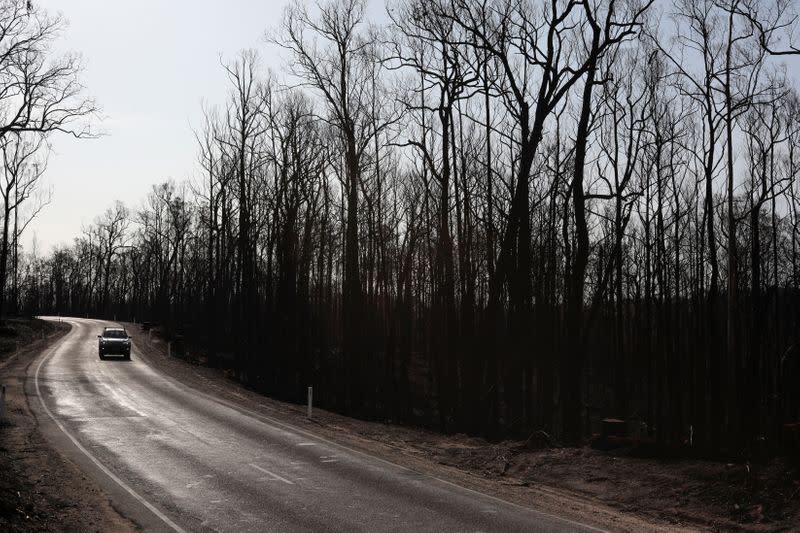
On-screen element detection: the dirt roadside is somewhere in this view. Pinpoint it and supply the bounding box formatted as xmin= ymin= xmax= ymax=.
xmin=130 ymin=323 xmax=793 ymax=532
xmin=0 ymin=319 xmax=136 ymax=533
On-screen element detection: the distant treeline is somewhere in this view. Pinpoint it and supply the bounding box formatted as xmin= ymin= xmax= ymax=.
xmin=15 ymin=0 xmax=800 ymax=454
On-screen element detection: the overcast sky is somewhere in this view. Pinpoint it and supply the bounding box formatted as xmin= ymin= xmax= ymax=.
xmin=26 ymin=1 xmax=800 ymax=253
xmin=31 ymin=0 xmax=386 ymax=253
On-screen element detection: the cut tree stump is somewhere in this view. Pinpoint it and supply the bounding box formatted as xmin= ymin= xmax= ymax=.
xmin=601 ymin=418 xmax=627 ymax=438
xmin=782 ymin=423 xmax=800 ymax=454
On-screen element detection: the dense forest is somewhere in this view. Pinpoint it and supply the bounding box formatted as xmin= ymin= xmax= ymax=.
xmin=7 ymin=0 xmax=800 ymax=454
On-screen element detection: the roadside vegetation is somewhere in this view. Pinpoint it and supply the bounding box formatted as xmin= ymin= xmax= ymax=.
xmin=0 ymin=0 xmax=97 ymax=324
xmin=0 ymin=318 xmax=59 ymax=364
xmin=10 ymin=0 xmax=800 ymax=461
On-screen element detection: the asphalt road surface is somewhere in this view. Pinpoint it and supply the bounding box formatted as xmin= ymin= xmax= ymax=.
xmin=28 ymin=317 xmax=604 ymax=532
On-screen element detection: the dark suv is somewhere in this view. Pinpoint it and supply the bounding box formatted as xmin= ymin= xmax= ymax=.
xmin=98 ymin=327 xmax=132 ymax=360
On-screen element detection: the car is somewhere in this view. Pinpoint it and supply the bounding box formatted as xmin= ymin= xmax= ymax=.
xmin=98 ymin=327 xmax=132 ymax=360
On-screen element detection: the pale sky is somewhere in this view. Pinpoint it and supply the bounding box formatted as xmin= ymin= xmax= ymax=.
xmin=27 ymin=1 xmax=800 ymax=253
xmin=31 ymin=0 xmax=385 ymax=252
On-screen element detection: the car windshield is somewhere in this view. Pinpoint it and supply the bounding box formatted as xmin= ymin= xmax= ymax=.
xmin=104 ymin=329 xmax=127 ymax=339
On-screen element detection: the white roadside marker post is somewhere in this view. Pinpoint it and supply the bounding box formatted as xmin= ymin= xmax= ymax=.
xmin=0 ymin=385 xmax=6 ymax=420
xmin=307 ymin=387 xmax=313 ymax=418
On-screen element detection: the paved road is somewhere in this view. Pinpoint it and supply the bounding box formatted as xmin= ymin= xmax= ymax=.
xmin=29 ymin=317 xmax=603 ymax=532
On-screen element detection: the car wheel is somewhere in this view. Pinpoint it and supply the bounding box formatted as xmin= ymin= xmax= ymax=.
xmin=124 ymin=352 xmax=131 ymax=360
xmin=99 ymin=353 xmax=105 ymax=360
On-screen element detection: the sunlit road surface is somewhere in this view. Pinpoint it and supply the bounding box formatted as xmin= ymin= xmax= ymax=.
xmin=29 ymin=318 xmax=603 ymax=533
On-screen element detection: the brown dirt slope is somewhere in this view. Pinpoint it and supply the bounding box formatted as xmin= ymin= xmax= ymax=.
xmin=0 ymin=319 xmax=135 ymax=532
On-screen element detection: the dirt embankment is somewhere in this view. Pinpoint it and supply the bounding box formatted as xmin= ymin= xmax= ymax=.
xmin=132 ymin=324 xmax=799 ymax=532
xmin=0 ymin=318 xmax=135 ymax=533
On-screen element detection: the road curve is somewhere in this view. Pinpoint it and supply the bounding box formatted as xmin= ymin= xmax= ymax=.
xmin=28 ymin=317 xmax=603 ymax=533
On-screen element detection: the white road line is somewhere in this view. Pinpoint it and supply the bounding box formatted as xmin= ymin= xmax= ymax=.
xmin=249 ymin=463 xmax=294 ymax=485
xmin=34 ymin=326 xmax=187 ymax=533
xmin=69 ymin=416 xmax=145 ymax=421
xmin=297 ymin=442 xmax=316 ymax=446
